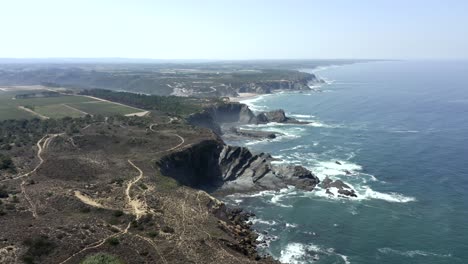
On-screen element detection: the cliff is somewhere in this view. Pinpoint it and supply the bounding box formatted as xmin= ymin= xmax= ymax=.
xmin=186 ymin=103 xmax=257 ymax=134
xmin=187 ymin=103 xmax=308 ymax=135
xmin=237 ymin=79 xmax=312 ymax=94
xmin=158 ymin=140 xmax=319 ymax=194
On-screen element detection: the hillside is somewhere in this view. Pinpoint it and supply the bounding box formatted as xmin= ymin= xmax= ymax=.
xmin=0 ymin=61 xmax=338 ymax=97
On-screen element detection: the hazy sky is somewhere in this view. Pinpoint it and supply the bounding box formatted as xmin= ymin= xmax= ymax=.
xmin=1 ymin=0 xmax=467 ymax=59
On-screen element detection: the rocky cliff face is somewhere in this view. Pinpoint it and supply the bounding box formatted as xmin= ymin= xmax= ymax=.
xmin=256 ymin=109 xmax=308 ymax=124
xmin=187 ymin=103 xmax=257 ymax=135
xmin=158 ymin=140 xmax=319 ymax=193
xmin=238 ymin=79 xmax=313 ymax=94
xmin=187 ymin=103 xmax=308 ymax=135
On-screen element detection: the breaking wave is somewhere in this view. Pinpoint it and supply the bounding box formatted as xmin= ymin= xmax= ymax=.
xmin=279 ymin=242 xmax=350 ymax=264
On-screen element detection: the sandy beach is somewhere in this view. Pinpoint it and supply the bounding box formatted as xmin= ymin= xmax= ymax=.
xmin=228 ymin=92 xmax=260 ymax=102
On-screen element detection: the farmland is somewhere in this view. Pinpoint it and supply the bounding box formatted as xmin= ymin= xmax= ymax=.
xmin=0 ymin=86 xmax=144 ymax=120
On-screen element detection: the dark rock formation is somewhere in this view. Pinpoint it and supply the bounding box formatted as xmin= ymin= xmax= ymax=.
xmin=321 ymin=177 xmax=357 ymax=197
xmin=256 ymin=109 xmax=309 ymax=124
xmin=208 ymin=200 xmax=278 ymax=262
xmin=187 ymin=103 xmax=310 ymax=136
xmin=228 ymin=127 xmax=278 ymax=139
xmin=158 ymin=140 xmax=320 ymax=193
xmin=187 ymin=103 xmax=257 ymax=135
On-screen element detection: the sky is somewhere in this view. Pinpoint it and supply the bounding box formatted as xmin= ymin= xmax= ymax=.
xmin=1 ymin=0 xmax=467 ymax=60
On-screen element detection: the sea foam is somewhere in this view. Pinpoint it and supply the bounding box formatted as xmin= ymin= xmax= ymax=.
xmin=279 ymin=242 xmax=350 ymax=264
xmin=378 ymin=247 xmax=452 ymax=258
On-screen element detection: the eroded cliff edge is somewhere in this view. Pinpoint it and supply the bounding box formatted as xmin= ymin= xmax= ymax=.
xmin=186 ymin=102 xmax=307 ymax=136
xmin=159 ymin=102 xmax=320 ymax=195
xmin=158 ymin=140 xmax=319 ymax=194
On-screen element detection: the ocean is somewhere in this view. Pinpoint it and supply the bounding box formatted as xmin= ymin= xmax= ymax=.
xmin=223 ymin=61 xmax=468 ymax=264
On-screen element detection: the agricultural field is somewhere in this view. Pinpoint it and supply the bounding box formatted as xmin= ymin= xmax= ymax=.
xmin=67 ymin=101 xmax=142 ymax=116
xmin=0 ymin=86 xmax=144 ymax=120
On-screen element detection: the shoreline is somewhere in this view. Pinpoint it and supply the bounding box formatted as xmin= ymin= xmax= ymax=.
xmin=228 ymin=92 xmax=261 ymax=102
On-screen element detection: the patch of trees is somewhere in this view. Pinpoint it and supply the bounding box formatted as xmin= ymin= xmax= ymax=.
xmin=22 ymin=235 xmax=56 ymax=264
xmin=0 ymin=154 xmax=15 ymax=172
xmin=0 ymin=114 xmax=154 ymax=150
xmin=0 ymin=116 xmax=96 ymax=149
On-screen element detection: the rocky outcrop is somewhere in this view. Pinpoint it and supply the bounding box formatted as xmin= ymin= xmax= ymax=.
xmin=256 ymin=109 xmax=308 ymax=124
xmin=321 ymin=177 xmax=357 ymax=197
xmin=206 ymin=198 xmax=279 ymax=262
xmin=228 ymin=127 xmax=278 ymax=139
xmin=158 ymin=140 xmax=319 ymax=193
xmin=187 ymin=103 xmax=310 ymax=135
xmin=187 ymin=103 xmax=257 ymax=135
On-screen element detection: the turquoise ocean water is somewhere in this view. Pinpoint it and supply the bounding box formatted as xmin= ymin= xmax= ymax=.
xmin=224 ymin=61 xmax=468 ymax=264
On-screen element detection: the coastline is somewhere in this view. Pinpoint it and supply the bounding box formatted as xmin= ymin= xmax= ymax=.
xmin=228 ymin=92 xmax=261 ymax=102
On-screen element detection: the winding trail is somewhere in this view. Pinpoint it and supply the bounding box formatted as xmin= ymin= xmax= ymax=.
xmin=0 ymin=133 xmax=61 ymax=218
xmin=58 ymin=222 xmax=132 ymax=264
xmin=126 ymin=160 xmax=148 ymax=220
xmin=62 ymin=160 xmax=161 ymax=263
xmin=149 ymin=123 xmax=185 ymax=153
xmin=19 ymin=133 xmax=62 ymax=218
xmin=60 ymin=121 xmax=189 ymax=263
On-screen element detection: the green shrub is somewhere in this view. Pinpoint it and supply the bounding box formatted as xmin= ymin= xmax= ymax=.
xmin=0 ymin=185 xmax=8 ymax=198
xmin=106 ymin=237 xmax=119 ymax=246
xmin=147 ymin=231 xmax=158 ymax=238
xmin=22 ymin=235 xmax=55 ymax=264
xmin=1 ymin=153 xmax=19 ymax=170
xmin=113 ymin=210 xmax=124 ymax=217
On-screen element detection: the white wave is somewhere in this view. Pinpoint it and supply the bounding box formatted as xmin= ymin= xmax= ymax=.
xmin=338 ymin=254 xmax=351 ymax=264
xmin=280 ymin=145 xmax=309 ymax=152
xmin=288 ymin=114 xmax=316 ymax=119
xmin=279 ymin=242 xmax=350 ymax=264
xmin=249 ymin=218 xmax=277 ymax=226
xmin=392 ymin=130 xmax=420 ymax=133
xmin=256 ymin=233 xmax=279 ymax=248
xmin=279 ymin=243 xmax=314 ymax=264
xmin=285 ymin=223 xmax=298 ymax=228
xmin=378 ymin=247 xmax=452 ymax=258
xmin=310 ymin=186 xmax=342 ymax=200
xmin=362 ymin=188 xmax=416 ymax=203
xmin=311 ymin=160 xmax=363 ymax=179
xmin=306 ymin=121 xmax=341 ymax=128
xmin=311 ymin=184 xmax=416 ymax=204
xmin=270 ymin=187 xmax=296 ymax=207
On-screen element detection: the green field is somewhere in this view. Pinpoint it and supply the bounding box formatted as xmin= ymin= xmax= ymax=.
xmin=35 ymin=104 xmax=85 ymax=118
xmin=0 ymin=88 xmax=143 ymax=120
xmin=68 ymin=101 xmax=141 ymax=116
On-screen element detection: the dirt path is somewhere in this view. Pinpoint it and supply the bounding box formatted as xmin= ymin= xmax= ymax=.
xmin=17 ymin=106 xmax=49 ymax=120
xmin=74 ymin=191 xmax=108 ymax=209
xmin=63 ymin=160 xmax=156 ymax=263
xmin=20 ymin=134 xmax=63 ymax=218
xmin=149 ymin=123 xmax=185 ymax=153
xmin=126 ymin=160 xmax=148 ymax=220
xmin=125 ymin=111 xmax=149 ymax=117
xmin=58 ymin=222 xmax=132 ymax=264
